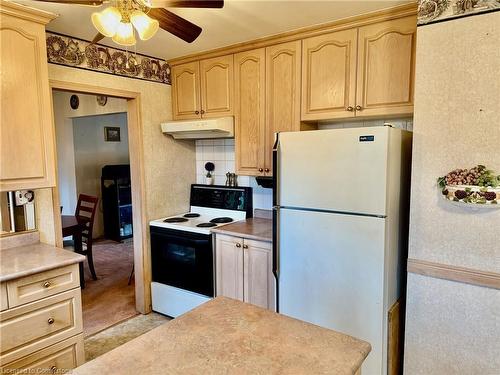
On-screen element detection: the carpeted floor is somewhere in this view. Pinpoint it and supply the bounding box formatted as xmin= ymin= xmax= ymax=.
xmin=84 ymin=312 xmax=170 ymax=361
xmin=74 ymin=239 xmax=138 ymax=337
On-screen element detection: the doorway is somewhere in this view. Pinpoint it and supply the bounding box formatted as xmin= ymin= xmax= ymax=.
xmin=53 ymin=89 xmax=137 ymax=336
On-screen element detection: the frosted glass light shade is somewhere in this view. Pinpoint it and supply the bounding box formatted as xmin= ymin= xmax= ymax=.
xmin=130 ymin=10 xmax=159 ymax=41
xmin=112 ymin=22 xmax=136 ymax=46
xmin=91 ymin=7 xmax=121 ymax=37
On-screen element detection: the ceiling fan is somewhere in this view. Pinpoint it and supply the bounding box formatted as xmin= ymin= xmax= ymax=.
xmin=34 ymin=0 xmax=224 ymax=46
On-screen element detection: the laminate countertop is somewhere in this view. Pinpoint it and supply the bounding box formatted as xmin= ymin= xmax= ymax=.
xmin=0 ymin=243 xmax=85 ymax=282
xmin=211 ymin=217 xmax=272 ymax=242
xmin=73 ymin=297 xmax=371 ymax=375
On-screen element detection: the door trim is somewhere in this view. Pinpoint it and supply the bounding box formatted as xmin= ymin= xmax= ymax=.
xmin=48 ymin=79 xmax=149 ymax=313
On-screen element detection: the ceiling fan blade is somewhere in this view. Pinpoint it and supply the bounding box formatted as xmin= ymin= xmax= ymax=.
xmin=150 ymin=0 xmax=223 ymax=8
xmin=149 ymin=8 xmax=202 ymax=43
xmin=34 ymin=0 xmax=104 ymax=5
xmin=91 ymin=33 xmax=105 ymax=44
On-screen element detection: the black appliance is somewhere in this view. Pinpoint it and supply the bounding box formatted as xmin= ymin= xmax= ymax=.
xmin=101 ymin=164 xmax=133 ymax=242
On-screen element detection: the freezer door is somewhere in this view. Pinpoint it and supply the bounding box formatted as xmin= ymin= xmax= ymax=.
xmin=278 ymin=208 xmax=386 ymax=375
xmin=278 ymin=127 xmax=390 ymax=216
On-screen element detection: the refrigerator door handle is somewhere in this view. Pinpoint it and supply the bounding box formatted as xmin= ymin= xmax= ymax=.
xmin=272 ymin=133 xmax=280 ymax=207
xmin=272 ymin=206 xmax=280 ymax=312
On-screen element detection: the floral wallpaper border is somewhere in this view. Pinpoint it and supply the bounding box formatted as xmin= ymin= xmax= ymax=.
xmin=418 ymin=0 xmax=500 ymax=25
xmin=46 ymin=32 xmax=171 ymax=85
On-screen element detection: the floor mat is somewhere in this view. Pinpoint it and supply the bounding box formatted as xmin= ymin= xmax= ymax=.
xmin=84 ymin=312 xmax=170 ymax=361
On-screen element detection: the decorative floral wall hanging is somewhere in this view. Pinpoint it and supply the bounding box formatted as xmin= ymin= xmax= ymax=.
xmin=46 ymin=32 xmax=171 ymax=85
xmin=438 ymin=165 xmax=500 ymax=207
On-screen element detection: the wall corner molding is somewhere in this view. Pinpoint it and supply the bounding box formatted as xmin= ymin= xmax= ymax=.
xmin=407 ymin=258 xmax=500 ymax=290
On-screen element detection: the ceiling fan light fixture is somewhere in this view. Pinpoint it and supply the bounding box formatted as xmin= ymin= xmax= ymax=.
xmin=91 ymin=6 xmax=122 ymax=37
xmin=130 ymin=10 xmax=159 ymax=41
xmin=112 ymin=21 xmax=136 ymax=46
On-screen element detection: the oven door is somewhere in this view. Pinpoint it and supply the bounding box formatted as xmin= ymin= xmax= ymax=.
xmin=150 ymin=226 xmax=214 ymax=297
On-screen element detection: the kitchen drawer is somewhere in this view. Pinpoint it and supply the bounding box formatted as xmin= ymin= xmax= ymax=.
xmin=7 ymin=264 xmax=79 ymax=308
xmin=0 ymin=288 xmax=83 ymax=365
xmin=2 ymin=334 xmax=84 ymax=372
xmin=1 ymin=283 xmax=7 ymax=311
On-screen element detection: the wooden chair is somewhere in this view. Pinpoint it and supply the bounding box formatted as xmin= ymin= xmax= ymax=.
xmin=75 ymin=194 xmax=99 ymax=280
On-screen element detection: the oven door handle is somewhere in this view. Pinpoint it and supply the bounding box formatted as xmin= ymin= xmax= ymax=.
xmin=151 ymin=231 xmax=210 ymax=246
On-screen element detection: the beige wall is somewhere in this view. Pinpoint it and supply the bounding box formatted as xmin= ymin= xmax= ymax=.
xmin=404 ymin=11 xmax=500 ymax=374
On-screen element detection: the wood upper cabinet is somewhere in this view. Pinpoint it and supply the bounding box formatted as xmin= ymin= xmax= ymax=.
xmin=356 ymin=16 xmax=416 ymax=117
xmin=265 ymin=41 xmax=301 ymax=175
xmin=171 ymin=55 xmax=233 ymax=120
xmin=171 ymin=61 xmax=201 ymax=120
xmin=301 ymin=29 xmax=358 ymax=121
xmin=243 ymin=239 xmax=275 ymax=310
xmin=234 ymin=48 xmax=266 ymax=176
xmin=0 ymin=2 xmax=57 ymax=191
xmin=200 ymin=55 xmax=233 ymax=118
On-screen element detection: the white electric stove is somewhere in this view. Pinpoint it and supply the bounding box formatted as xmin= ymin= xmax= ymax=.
xmin=149 ymin=184 xmax=253 ymax=318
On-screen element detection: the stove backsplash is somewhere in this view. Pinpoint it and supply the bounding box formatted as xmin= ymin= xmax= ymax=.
xmin=195 ymin=139 xmax=272 ymax=210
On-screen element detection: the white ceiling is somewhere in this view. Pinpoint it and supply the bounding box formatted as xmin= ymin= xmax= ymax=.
xmin=15 ymin=0 xmax=411 ymax=60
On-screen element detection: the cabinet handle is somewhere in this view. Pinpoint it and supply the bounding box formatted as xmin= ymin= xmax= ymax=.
xmin=200 ymin=109 xmax=205 ymax=114
xmin=243 ymin=244 xmax=248 ymax=249
xmin=195 ymin=110 xmax=200 ymax=115
xmin=346 ymin=106 xmax=354 ymax=112
xmin=235 ymin=243 xmax=241 ymax=248
xmin=47 ymin=317 xmax=55 ymax=325
xmin=43 ymin=281 xmax=51 ymax=288
xmin=258 ymin=168 xmax=263 ymax=172
xmin=355 ymin=105 xmax=362 ymax=111
xmin=264 ymin=168 xmax=270 ymax=173
xmin=50 ymin=366 xmax=57 ymax=373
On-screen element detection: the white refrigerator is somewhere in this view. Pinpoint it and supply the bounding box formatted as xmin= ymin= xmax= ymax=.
xmin=273 ymin=126 xmax=412 ymax=375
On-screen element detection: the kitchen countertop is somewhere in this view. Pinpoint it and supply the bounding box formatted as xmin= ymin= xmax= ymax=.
xmin=211 ymin=217 xmax=272 ymax=242
xmin=73 ymin=297 xmax=371 ymax=375
xmin=0 ymin=243 xmax=85 ymax=282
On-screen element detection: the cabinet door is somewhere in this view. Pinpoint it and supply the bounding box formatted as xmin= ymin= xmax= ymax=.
xmin=265 ymin=41 xmax=301 ymax=175
xmin=200 ymin=55 xmax=233 ymax=118
xmin=171 ymin=61 xmax=201 ymax=120
xmin=215 ymin=235 xmax=243 ymax=301
xmin=243 ymin=239 xmax=275 ymax=311
xmin=234 ymin=49 xmax=266 ymax=176
xmin=0 ymin=11 xmax=56 ymax=191
xmin=356 ymin=16 xmax=416 ymax=117
xmin=301 ymin=29 xmax=358 ymax=121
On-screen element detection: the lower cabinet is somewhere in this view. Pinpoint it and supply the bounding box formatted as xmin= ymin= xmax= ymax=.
xmin=2 ymin=334 xmax=84 ymax=373
xmin=0 ymin=264 xmax=84 ymax=372
xmin=215 ymin=234 xmax=275 ymax=311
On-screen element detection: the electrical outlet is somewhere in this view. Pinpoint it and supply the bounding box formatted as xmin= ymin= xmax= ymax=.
xmin=15 ymin=190 xmax=34 ymax=206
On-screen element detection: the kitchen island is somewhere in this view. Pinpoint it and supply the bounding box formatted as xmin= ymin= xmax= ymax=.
xmin=73 ymin=297 xmax=371 ymax=374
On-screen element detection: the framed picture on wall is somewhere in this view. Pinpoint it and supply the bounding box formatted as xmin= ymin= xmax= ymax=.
xmin=418 ymin=0 xmax=500 ymax=25
xmin=104 ymin=127 xmax=121 ymax=142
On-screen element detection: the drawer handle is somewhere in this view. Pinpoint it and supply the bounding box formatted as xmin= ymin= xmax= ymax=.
xmin=43 ymin=281 xmax=52 ymax=288
xmin=48 ymin=317 xmax=55 ymax=325
xmin=235 ymin=243 xmax=241 ymax=248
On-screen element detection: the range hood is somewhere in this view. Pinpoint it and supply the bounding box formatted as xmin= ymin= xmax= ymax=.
xmin=161 ymin=116 xmax=234 ymax=139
